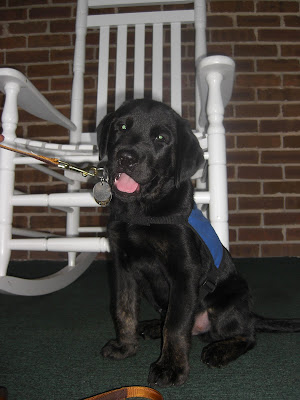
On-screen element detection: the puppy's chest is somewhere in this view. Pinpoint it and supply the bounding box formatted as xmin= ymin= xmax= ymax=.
xmin=111 ymin=223 xmax=169 ymax=263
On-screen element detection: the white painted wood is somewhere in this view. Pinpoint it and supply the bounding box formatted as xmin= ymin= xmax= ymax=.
xmin=89 ymin=0 xmax=192 ymax=7
xmin=0 ymin=252 xmax=97 ymax=296
xmin=0 ymin=69 xmax=75 ymax=131
xmin=97 ymin=26 xmax=110 ymax=125
xmin=88 ymin=10 xmax=194 ymax=28
xmin=152 ymin=23 xmax=163 ymax=101
xmin=0 ymin=0 xmax=236 ymax=294
xmin=134 ymin=24 xmax=145 ymax=98
xmin=115 ymin=25 xmax=128 ymax=108
xmin=171 ymin=22 xmax=182 ymax=115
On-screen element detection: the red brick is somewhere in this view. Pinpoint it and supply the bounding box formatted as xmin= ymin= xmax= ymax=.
xmin=257 ymin=59 xmax=300 ymax=72
xmin=264 ymin=212 xmax=300 ymax=225
xmin=210 ymin=1 xmax=254 ymax=12
xmin=1 ymin=8 xmax=27 ymax=21
xmin=6 ymin=50 xmax=49 ymax=64
xmin=228 ymin=181 xmax=261 ymax=195
xmin=234 ymin=45 xmax=278 ymax=58
xmin=229 ymin=244 xmax=260 ymax=258
xmin=257 ymin=1 xmax=299 ymax=13
xmin=0 ymin=36 xmax=26 ymax=49
xmin=225 ymin=119 xmax=258 ymax=133
xmin=239 ymin=196 xmax=284 ymax=210
xmin=284 ymin=15 xmax=300 ymax=27
xmin=234 ymin=59 xmax=255 ymax=73
xmin=50 ymin=48 xmax=74 ymax=62
xmin=207 ymin=15 xmax=233 ymax=28
xmin=258 ymin=88 xmax=300 ymax=101
xmin=227 ymin=150 xmax=259 ymax=164
xmin=261 ymin=244 xmax=300 ymax=257
xmin=239 ymin=228 xmax=283 ymax=242
xmin=207 ymin=44 xmax=233 ymax=57
xmin=236 ymin=135 xmax=281 ymax=149
xmin=264 ymin=181 xmax=300 ymax=195
xmin=28 ymin=63 xmax=70 ymax=77
xmin=286 ymin=197 xmax=300 ymax=209
xmin=211 ymin=29 xmax=256 ymax=43
xmin=28 ymin=34 xmax=71 ymax=48
xmin=283 ymin=136 xmax=300 ymax=148
xmin=9 ymin=21 xmax=47 ymax=34
xmin=29 ymin=6 xmax=71 ymax=20
xmin=236 ymin=104 xmax=280 ymax=118
xmin=50 ymin=19 xmax=76 ymax=33
xmin=283 ymin=75 xmax=300 ymax=87
xmin=282 ymin=104 xmax=300 ymax=118
xmin=261 ymin=150 xmax=300 ymax=164
xmin=229 ymin=213 xmax=261 ymax=227
xmin=258 ymin=29 xmax=300 ymax=42
xmin=237 ymin=15 xmax=280 ymax=27
xmin=9 ymin=0 xmax=45 ymax=5
xmin=260 ymin=120 xmax=300 ymax=133
xmin=235 ymin=74 xmax=280 ymax=87
xmin=285 ymin=166 xmax=300 ymax=179
xmin=281 ymin=45 xmax=300 ymax=58
xmin=286 ymin=228 xmax=300 ymax=241
xmin=231 ymin=88 xmax=255 ymax=102
xmin=238 ymin=166 xmax=282 ymax=180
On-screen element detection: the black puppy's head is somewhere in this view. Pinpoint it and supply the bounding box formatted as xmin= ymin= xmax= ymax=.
xmin=97 ymin=99 xmax=204 ymax=202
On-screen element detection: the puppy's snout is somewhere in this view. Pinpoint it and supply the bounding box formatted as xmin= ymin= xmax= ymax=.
xmin=117 ymin=150 xmax=138 ymax=169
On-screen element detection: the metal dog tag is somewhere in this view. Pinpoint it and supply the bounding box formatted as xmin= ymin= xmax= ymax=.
xmin=93 ymin=181 xmax=112 ymax=207
xmin=92 ymin=167 xmax=112 ymax=207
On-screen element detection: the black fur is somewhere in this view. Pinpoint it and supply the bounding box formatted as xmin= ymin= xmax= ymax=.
xmin=97 ymin=99 xmax=300 ymax=387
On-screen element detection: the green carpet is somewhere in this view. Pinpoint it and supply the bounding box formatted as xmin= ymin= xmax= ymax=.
xmin=0 ymin=258 xmax=299 ymax=400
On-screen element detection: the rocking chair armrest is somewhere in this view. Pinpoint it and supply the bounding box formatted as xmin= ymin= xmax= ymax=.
xmin=0 ymin=68 xmax=76 ymax=131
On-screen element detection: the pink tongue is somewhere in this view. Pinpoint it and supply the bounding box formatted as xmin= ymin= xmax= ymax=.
xmin=115 ymin=173 xmax=139 ymax=193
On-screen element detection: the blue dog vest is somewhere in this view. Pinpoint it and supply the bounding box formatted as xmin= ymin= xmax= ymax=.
xmin=188 ymin=204 xmax=223 ymax=268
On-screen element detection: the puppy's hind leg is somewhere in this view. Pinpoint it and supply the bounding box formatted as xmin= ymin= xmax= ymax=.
xmin=201 ymin=335 xmax=256 ymax=368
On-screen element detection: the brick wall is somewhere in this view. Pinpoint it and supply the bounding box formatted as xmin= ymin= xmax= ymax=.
xmin=0 ymin=0 xmax=299 ymax=260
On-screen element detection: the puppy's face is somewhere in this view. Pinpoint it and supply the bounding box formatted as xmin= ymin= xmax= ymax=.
xmin=97 ymin=99 xmax=203 ymax=202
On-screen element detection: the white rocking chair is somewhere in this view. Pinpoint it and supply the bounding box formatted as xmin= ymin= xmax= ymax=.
xmin=0 ymin=0 xmax=234 ymax=296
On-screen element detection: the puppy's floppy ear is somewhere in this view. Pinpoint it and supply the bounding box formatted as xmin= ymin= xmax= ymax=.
xmin=175 ymin=117 xmax=204 ymax=187
xmin=96 ymin=112 xmax=114 ymax=161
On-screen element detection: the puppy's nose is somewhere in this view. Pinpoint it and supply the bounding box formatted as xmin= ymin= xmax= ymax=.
xmin=117 ymin=150 xmax=138 ymax=169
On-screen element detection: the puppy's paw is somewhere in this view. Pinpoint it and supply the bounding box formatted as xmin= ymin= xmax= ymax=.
xmin=138 ymin=319 xmax=162 ymax=340
xmin=201 ymin=337 xmax=252 ymax=368
xmin=148 ymin=360 xmax=189 ymax=388
xmin=101 ymin=339 xmax=138 ymax=360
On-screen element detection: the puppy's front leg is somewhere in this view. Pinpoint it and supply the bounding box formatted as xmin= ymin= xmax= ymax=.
xmin=102 ymin=265 xmax=139 ymax=360
xmin=148 ymin=278 xmax=196 ymax=387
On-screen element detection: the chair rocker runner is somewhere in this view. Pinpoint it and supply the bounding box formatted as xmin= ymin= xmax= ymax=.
xmin=0 ymin=0 xmax=235 ymax=296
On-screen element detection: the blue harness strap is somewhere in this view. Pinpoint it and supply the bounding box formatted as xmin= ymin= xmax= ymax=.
xmin=188 ymin=204 xmax=223 ymax=268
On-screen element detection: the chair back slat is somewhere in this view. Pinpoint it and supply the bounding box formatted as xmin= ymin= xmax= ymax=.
xmin=134 ymin=24 xmax=145 ymax=99
xmin=83 ymin=1 xmax=207 ymax=125
xmin=152 ymin=23 xmax=163 ymax=102
xmin=170 ymin=22 xmax=182 ymax=115
xmin=96 ymin=26 xmax=110 ymax=125
xmin=115 ymin=25 xmax=128 ymax=109
xmin=87 ymin=10 xmax=194 ymax=29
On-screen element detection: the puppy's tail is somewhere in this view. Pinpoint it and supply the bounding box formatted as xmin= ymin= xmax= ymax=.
xmin=253 ymin=314 xmax=300 ymax=333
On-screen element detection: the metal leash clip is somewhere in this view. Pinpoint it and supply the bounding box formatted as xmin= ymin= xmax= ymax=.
xmin=51 ymin=161 xmax=112 ymax=207
xmin=0 ymin=143 xmax=112 ymax=207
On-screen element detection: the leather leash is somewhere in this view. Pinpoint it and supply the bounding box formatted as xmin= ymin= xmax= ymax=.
xmin=0 ymin=386 xmax=163 ymax=400
xmin=82 ymin=386 xmax=163 ymax=400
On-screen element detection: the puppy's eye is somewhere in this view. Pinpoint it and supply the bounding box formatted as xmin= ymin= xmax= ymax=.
xmin=121 ymin=124 xmax=127 ymax=131
xmin=156 ymin=134 xmax=164 ymax=141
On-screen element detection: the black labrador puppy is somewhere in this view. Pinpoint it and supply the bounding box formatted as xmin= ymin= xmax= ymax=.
xmin=97 ymin=99 xmax=299 ymax=387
